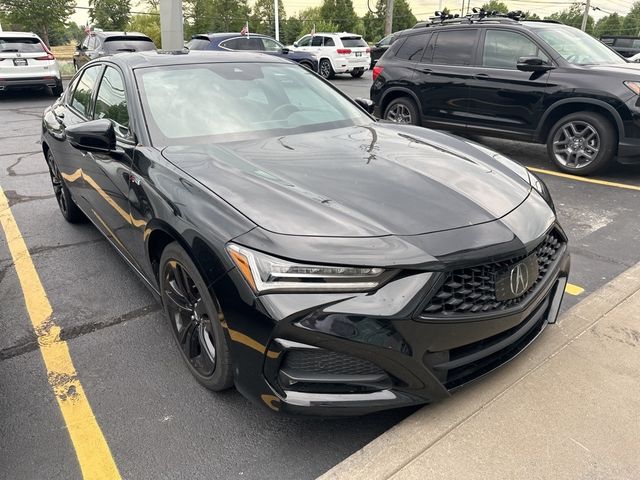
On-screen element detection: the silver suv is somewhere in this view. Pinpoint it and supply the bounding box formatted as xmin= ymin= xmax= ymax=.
xmin=0 ymin=32 xmax=62 ymax=96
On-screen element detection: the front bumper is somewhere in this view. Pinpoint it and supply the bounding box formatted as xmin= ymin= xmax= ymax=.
xmin=215 ymin=220 xmax=570 ymax=415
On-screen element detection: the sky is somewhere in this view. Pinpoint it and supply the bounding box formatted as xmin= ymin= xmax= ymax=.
xmin=70 ymin=0 xmax=637 ymax=26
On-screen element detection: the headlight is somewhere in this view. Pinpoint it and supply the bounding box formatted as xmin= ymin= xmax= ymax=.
xmin=624 ymin=80 xmax=640 ymax=95
xmin=528 ymin=171 xmax=555 ymax=212
xmin=227 ymin=244 xmax=390 ymax=293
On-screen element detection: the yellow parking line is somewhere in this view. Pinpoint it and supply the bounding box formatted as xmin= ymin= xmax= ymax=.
xmin=565 ymin=283 xmax=585 ymax=296
xmin=528 ymin=167 xmax=640 ymax=192
xmin=0 ymin=186 xmax=121 ymax=480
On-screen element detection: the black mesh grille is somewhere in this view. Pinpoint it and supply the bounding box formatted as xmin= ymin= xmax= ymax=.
xmin=422 ymin=230 xmax=565 ymax=317
xmin=282 ymin=349 xmax=385 ymax=376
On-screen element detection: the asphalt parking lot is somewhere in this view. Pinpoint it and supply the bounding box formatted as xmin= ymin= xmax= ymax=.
xmin=1 ymin=75 xmax=640 ymax=479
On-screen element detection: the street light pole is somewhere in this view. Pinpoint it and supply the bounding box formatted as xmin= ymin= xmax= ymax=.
xmin=384 ymin=0 xmax=394 ymax=36
xmin=581 ymin=0 xmax=591 ymax=31
xmin=159 ymin=0 xmax=184 ymax=50
xmin=274 ymin=0 xmax=280 ymax=41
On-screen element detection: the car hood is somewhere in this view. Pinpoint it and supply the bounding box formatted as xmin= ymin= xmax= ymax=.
xmin=161 ymin=124 xmax=532 ymax=237
xmin=581 ymin=62 xmax=640 ymax=76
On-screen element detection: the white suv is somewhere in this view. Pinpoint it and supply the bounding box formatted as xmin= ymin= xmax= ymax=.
xmin=0 ymin=32 xmax=62 ymax=96
xmin=292 ymin=33 xmax=371 ymax=79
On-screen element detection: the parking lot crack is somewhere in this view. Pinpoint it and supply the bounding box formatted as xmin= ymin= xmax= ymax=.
xmin=3 ymin=190 xmax=55 ymax=206
xmin=6 ymin=153 xmax=47 ymax=177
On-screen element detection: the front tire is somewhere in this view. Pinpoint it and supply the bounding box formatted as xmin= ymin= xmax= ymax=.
xmin=45 ymin=149 xmax=85 ymax=223
xmin=160 ymin=242 xmax=234 ymax=392
xmin=384 ymin=97 xmax=421 ymax=126
xmin=547 ymin=111 xmax=616 ymax=175
xmin=350 ymin=68 xmax=364 ymax=78
xmin=319 ymin=58 xmax=334 ymax=79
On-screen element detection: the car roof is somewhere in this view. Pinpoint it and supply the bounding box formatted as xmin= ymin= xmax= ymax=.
xmin=309 ymin=32 xmax=362 ymax=37
xmin=101 ymin=50 xmax=293 ymax=69
xmin=0 ymin=31 xmax=41 ymax=39
xmin=199 ymin=33 xmax=271 ymax=39
xmin=92 ymin=31 xmax=150 ymax=38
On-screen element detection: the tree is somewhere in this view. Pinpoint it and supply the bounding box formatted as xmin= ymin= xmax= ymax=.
xmin=481 ymin=1 xmax=509 ymax=13
xmin=250 ymin=0 xmax=286 ymax=38
xmin=128 ymin=10 xmax=161 ymax=46
xmin=525 ymin=12 xmax=541 ymax=20
xmin=622 ymin=1 xmax=640 ymax=37
xmin=0 ymin=0 xmax=76 ymax=46
xmin=546 ymin=3 xmax=594 ymax=34
xmin=89 ymin=0 xmax=131 ymax=30
xmin=363 ymin=0 xmax=417 ymax=42
xmin=319 ymin=0 xmax=358 ymax=33
xmin=594 ymin=13 xmax=622 ymax=38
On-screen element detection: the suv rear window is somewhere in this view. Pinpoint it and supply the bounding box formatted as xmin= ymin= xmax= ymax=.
xmin=340 ymin=37 xmax=367 ymax=48
xmin=104 ymin=36 xmax=155 ymax=53
xmin=431 ymin=29 xmax=478 ymax=66
xmin=0 ymin=37 xmax=45 ymax=53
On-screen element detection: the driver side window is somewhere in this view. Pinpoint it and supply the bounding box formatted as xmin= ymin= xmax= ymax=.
xmin=262 ymin=38 xmax=282 ymax=52
xmin=297 ymin=36 xmax=311 ymax=47
xmin=482 ymin=30 xmax=549 ymax=69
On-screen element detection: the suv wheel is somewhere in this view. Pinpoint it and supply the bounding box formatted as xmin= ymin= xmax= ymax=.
xmin=384 ymin=97 xmax=421 ymax=126
xmin=351 ymin=68 xmax=364 ymax=78
xmin=319 ymin=59 xmax=334 ymax=79
xmin=547 ymin=112 xmax=615 ymax=175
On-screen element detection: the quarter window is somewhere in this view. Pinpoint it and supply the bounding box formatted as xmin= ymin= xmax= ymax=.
xmin=483 ymin=30 xmax=548 ymax=68
xmin=394 ymin=33 xmax=429 ymax=62
xmin=94 ymin=67 xmax=130 ymax=134
xmin=432 ymin=30 xmax=478 ymax=66
xmin=324 ymin=37 xmax=335 ymax=47
xmin=71 ymin=65 xmax=101 ymax=117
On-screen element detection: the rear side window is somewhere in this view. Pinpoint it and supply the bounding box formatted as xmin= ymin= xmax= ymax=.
xmin=71 ymin=65 xmax=102 ymax=117
xmin=394 ymin=33 xmax=429 ymax=61
xmin=432 ymin=29 xmax=478 ymax=66
xmin=341 ymin=36 xmax=367 ymax=48
xmin=187 ymin=38 xmax=211 ymax=50
xmin=221 ymin=37 xmax=263 ymax=50
xmin=482 ymin=30 xmax=548 ymax=68
xmin=311 ymin=36 xmax=323 ymax=47
xmin=0 ymin=37 xmax=45 ymax=53
xmin=104 ymin=36 xmax=155 ymax=53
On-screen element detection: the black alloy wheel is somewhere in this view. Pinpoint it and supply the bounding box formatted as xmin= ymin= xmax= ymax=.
xmin=46 ymin=149 xmax=85 ymax=223
xmin=351 ymin=68 xmax=364 ymax=78
xmin=319 ymin=59 xmax=334 ymax=79
xmin=160 ymin=242 xmax=233 ymax=391
xmin=384 ymin=97 xmax=421 ymax=126
xmin=547 ymin=111 xmax=616 ymax=175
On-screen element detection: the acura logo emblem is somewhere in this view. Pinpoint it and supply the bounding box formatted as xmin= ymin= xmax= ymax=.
xmin=510 ymin=263 xmax=529 ymax=297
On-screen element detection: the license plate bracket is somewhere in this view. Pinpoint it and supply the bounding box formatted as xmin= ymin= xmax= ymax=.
xmin=13 ymin=58 xmax=28 ymax=66
xmin=355 ymin=52 xmax=362 ymax=57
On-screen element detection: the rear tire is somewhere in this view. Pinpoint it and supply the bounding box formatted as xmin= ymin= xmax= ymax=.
xmin=45 ymin=149 xmax=85 ymax=223
xmin=546 ymin=111 xmax=616 ymax=175
xmin=384 ymin=97 xmax=421 ymax=126
xmin=319 ymin=58 xmax=334 ymax=79
xmin=350 ymin=68 xmax=364 ymax=78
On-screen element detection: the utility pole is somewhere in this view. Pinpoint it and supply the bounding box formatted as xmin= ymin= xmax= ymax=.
xmin=159 ymin=0 xmax=184 ymax=50
xmin=384 ymin=0 xmax=394 ymax=36
xmin=581 ymin=0 xmax=591 ymax=31
xmin=275 ymin=0 xmax=280 ymax=41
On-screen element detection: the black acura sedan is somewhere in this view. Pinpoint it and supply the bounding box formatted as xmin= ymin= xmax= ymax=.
xmin=42 ymin=51 xmax=569 ymax=415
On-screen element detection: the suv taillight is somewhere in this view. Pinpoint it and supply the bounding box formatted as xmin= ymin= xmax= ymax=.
xmin=336 ymin=48 xmax=352 ymax=55
xmin=36 ymin=45 xmax=55 ymax=61
xmin=366 ymin=47 xmax=371 ymax=53
xmin=373 ymin=66 xmax=383 ymax=81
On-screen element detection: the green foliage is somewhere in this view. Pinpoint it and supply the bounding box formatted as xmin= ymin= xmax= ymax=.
xmin=546 ymin=2 xmax=594 ymax=34
xmin=622 ymin=1 xmax=640 ymax=36
xmin=250 ymin=0 xmax=286 ymax=38
xmin=594 ymin=13 xmax=622 ymax=37
xmin=127 ymin=9 xmax=160 ymax=46
xmin=89 ymin=0 xmax=131 ymax=30
xmin=363 ymin=0 xmax=417 ymax=42
xmin=184 ymin=0 xmax=250 ymax=36
xmin=481 ymin=1 xmax=509 ymax=13
xmin=319 ymin=0 xmax=358 ymax=33
xmin=525 ymin=12 xmax=541 ymax=20
xmin=0 ymin=0 xmax=76 ymax=46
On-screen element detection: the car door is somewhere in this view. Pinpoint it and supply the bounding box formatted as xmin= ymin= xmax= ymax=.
xmin=294 ymin=35 xmax=312 ymax=52
xmin=54 ymin=64 xmax=104 ymax=208
xmin=465 ymin=29 xmax=552 ymax=137
xmin=82 ymin=65 xmax=140 ymax=262
xmin=414 ymin=28 xmax=479 ymax=130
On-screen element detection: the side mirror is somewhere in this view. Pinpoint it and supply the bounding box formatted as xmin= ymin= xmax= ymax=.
xmin=282 ymin=47 xmax=290 ymax=54
xmin=65 ymin=119 xmax=116 ymax=153
xmin=355 ymin=97 xmax=375 ymax=114
xmin=293 ymin=42 xmax=298 ymax=47
xmin=517 ymin=56 xmax=555 ymax=72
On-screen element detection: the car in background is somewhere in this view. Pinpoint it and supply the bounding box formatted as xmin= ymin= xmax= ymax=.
xmin=74 ymin=30 xmax=156 ymax=70
xmin=0 ymin=32 xmax=62 ymax=96
xmin=42 ymin=50 xmax=568 ymax=416
xmin=291 ymin=32 xmax=370 ymax=79
xmin=186 ymin=33 xmax=318 ymax=72
xmin=600 ymin=35 xmax=640 ymax=58
xmin=628 ymin=52 xmax=640 ymax=62
xmin=370 ymin=33 xmax=396 ymax=68
xmin=372 ymin=16 xmax=640 ymax=175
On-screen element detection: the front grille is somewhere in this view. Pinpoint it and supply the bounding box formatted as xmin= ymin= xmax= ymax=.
xmin=281 ymin=349 xmax=385 ymax=376
xmin=423 ymin=229 xmax=564 ymax=316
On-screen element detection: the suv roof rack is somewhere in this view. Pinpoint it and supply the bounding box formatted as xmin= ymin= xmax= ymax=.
xmin=413 ymin=8 xmax=529 ymax=28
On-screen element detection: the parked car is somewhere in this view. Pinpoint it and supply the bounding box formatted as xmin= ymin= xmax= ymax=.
xmin=372 ymin=15 xmax=640 ymax=175
xmin=628 ymin=52 xmax=640 ymax=62
xmin=291 ymin=32 xmax=370 ymax=79
xmin=0 ymin=32 xmax=62 ymax=96
xmin=74 ymin=30 xmax=156 ymax=70
xmin=186 ymin=33 xmax=318 ymax=72
xmin=42 ymin=50 xmax=568 ymax=415
xmin=600 ymin=35 xmax=640 ymax=58
xmin=370 ymin=33 xmax=396 ymax=68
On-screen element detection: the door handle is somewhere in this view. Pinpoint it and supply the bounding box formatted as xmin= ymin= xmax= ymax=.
xmin=474 ymin=73 xmax=490 ymax=79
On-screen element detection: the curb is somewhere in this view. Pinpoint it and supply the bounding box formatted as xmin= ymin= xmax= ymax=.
xmin=319 ymin=262 xmax=640 ymax=480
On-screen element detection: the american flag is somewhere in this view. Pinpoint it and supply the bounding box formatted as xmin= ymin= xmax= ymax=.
xmin=240 ymin=22 xmax=249 ymax=36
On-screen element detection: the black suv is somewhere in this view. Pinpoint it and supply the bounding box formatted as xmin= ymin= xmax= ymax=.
xmin=74 ymin=30 xmax=156 ymax=70
xmin=371 ymin=13 xmax=640 ymax=175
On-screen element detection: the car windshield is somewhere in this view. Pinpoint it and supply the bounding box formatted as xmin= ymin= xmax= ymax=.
xmin=104 ymin=36 xmax=155 ymax=53
xmin=135 ymin=62 xmax=371 ymax=146
xmin=0 ymin=37 xmax=44 ymax=53
xmin=529 ymin=24 xmax=625 ymax=65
